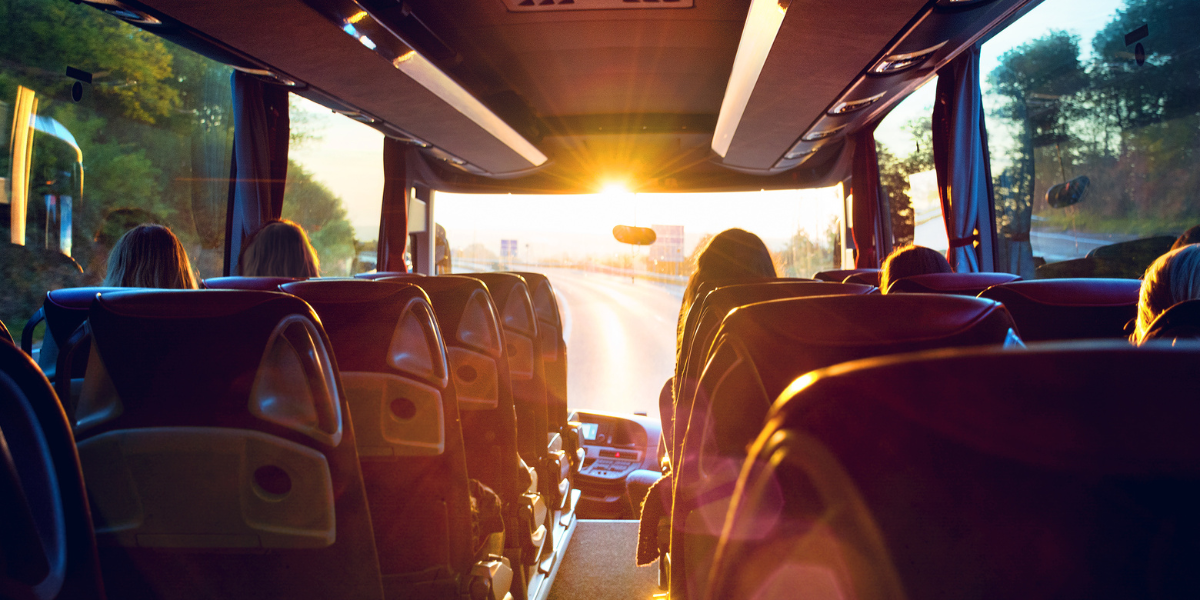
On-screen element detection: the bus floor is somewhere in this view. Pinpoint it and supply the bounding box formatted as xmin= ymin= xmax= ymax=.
xmin=548 ymin=520 xmax=661 ymax=600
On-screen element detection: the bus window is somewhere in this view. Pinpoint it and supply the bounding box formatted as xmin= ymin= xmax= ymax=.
xmin=982 ymin=0 xmax=1200 ymax=277
xmin=282 ymin=95 xmax=381 ymax=276
xmin=0 ymin=0 xmax=232 ymax=335
xmin=875 ymin=78 xmax=941 ymax=253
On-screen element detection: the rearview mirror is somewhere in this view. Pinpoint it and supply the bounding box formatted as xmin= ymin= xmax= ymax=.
xmin=1046 ymin=175 xmax=1090 ymax=208
xmin=613 ymin=225 xmax=657 ymax=246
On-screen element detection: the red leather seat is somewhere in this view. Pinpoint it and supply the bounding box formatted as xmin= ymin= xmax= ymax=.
xmin=1144 ymin=299 xmax=1200 ymax=343
xmin=842 ymin=271 xmax=880 ymax=286
xmin=0 ymin=339 xmax=104 ymax=600
xmin=280 ymin=279 xmax=501 ymax=598
xmin=672 ymin=294 xmax=1019 ymax=600
xmin=202 ymin=276 xmax=304 ymax=290
xmin=671 ymin=281 xmax=874 ymax=463
xmin=707 ymin=342 xmax=1200 ymax=600
xmin=73 ymin=289 xmax=383 ymax=600
xmin=887 ymin=272 xmax=1020 ymax=295
xmin=812 ymin=268 xmax=878 ymax=283
xmin=979 ymin=278 xmax=1140 ymax=341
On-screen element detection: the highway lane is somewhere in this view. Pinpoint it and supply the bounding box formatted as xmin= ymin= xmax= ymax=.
xmin=537 ymin=267 xmax=682 ymax=422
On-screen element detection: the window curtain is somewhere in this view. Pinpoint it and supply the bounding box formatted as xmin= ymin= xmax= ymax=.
xmin=377 ymin=138 xmax=410 ymax=273
xmin=851 ymin=125 xmax=885 ymax=268
xmin=224 ymin=71 xmax=289 ymax=276
xmin=932 ymin=44 xmax=997 ymax=272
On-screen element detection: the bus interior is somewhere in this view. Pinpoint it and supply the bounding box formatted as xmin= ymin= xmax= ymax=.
xmin=3 ymin=0 xmax=1200 ymax=598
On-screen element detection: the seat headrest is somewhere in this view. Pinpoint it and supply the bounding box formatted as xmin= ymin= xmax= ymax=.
xmin=354 ymin=271 xmax=413 ymax=280
xmin=813 ymin=268 xmax=878 ymax=283
xmin=470 ymin=273 xmax=536 ymax=337
xmin=888 ymin=272 xmax=1020 ymax=295
xmin=280 ymin=279 xmax=449 ymax=387
xmin=203 ymin=276 xmax=304 ymax=291
xmin=511 ymin=272 xmax=561 ymax=329
xmin=44 ymin=287 xmax=125 ymax=345
xmin=1145 ymin=299 xmax=1200 ymax=343
xmin=980 ymin=278 xmax=1140 ymax=307
xmin=83 ymin=290 xmax=342 ymax=446
xmin=842 ymin=271 xmax=880 ymax=286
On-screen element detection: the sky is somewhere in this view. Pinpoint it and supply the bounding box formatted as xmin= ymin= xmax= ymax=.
xmin=288 ymin=0 xmax=1129 ymax=254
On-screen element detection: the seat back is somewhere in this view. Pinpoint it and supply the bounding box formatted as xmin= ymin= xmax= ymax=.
xmin=842 ymin=271 xmax=880 ymax=286
xmin=1145 ymin=299 xmax=1200 ymax=343
xmin=0 ymin=340 xmax=104 ymax=600
xmin=708 ymin=343 xmax=1200 ymax=600
xmin=979 ymin=279 xmax=1140 ymax=341
xmin=24 ymin=287 xmax=123 ymax=377
xmin=202 ymin=276 xmax=303 ymax=290
xmin=511 ymin=272 xmax=568 ymax=437
xmin=0 ymin=318 xmax=12 ymax=346
xmin=673 ymin=294 xmax=1018 ymax=600
xmin=887 ymin=272 xmax=1020 ymax=295
xmin=280 ymin=279 xmax=476 ymax=585
xmin=671 ymin=281 xmax=874 ymax=462
xmin=812 ymin=268 xmax=878 ymax=283
xmin=75 ymin=289 xmax=382 ymax=600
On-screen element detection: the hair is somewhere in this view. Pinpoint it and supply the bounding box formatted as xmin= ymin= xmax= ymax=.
xmin=880 ymin=245 xmax=952 ymax=293
xmin=1171 ymin=226 xmax=1200 ymax=252
xmin=238 ymin=219 xmax=320 ymax=278
xmin=102 ymin=224 xmax=198 ymax=289
xmin=1132 ymin=244 xmax=1200 ymax=345
xmin=677 ymin=229 xmax=777 ymax=353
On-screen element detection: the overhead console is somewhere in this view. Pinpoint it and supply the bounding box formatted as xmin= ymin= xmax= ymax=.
xmin=715 ymin=0 xmax=1043 ymax=175
xmin=569 ymin=410 xmax=661 ymax=519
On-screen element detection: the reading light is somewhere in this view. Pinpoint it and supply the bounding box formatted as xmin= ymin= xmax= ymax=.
xmin=711 ymin=0 xmax=790 ymax=157
xmin=322 ymin=0 xmax=547 ymax=168
xmin=784 ymin=146 xmax=815 ymax=160
xmin=870 ymin=42 xmax=946 ymax=75
xmin=828 ymin=92 xmax=887 ymax=116
xmin=801 ymin=125 xmax=846 ymax=142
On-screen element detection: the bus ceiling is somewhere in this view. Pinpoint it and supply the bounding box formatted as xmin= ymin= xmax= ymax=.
xmin=82 ymin=0 xmax=1043 ymax=194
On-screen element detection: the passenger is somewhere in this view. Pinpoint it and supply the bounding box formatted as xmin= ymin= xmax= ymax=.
xmin=102 ymin=224 xmax=199 ymax=289
xmin=1170 ymin=225 xmax=1200 ymax=251
xmin=880 ymin=244 xmax=952 ymax=293
xmin=1132 ymin=244 xmax=1200 ymax=345
xmin=239 ymin=219 xmax=320 ymax=278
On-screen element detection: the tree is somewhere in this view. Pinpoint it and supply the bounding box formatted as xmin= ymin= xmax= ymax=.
xmin=281 ymin=161 xmax=358 ymax=276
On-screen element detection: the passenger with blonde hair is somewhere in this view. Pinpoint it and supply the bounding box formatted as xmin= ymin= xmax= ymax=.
xmin=238 ymin=219 xmax=320 ymax=278
xmin=102 ymin=224 xmax=198 ymax=289
xmin=880 ymin=244 xmax=952 ymax=293
xmin=1132 ymin=244 xmax=1200 ymax=345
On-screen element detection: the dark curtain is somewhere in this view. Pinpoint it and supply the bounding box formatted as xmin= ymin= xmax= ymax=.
xmin=378 ymin=137 xmax=410 ymax=273
xmin=932 ymin=44 xmax=997 ymax=272
xmin=223 ymin=71 xmax=290 ymax=276
xmin=851 ymin=126 xmax=885 ymax=268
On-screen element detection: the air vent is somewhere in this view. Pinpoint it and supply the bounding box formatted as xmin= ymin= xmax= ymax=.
xmin=801 ymin=125 xmax=846 ymax=142
xmin=503 ymin=0 xmax=692 ymax=11
xmin=82 ymin=0 xmax=161 ymax=25
xmin=870 ymin=42 xmax=946 ymax=76
xmin=828 ymin=92 xmax=886 ymax=116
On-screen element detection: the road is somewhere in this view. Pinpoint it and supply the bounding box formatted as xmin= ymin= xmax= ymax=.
xmin=1029 ymin=229 xmax=1139 ymax=263
xmin=539 ymin=268 xmax=681 ymax=422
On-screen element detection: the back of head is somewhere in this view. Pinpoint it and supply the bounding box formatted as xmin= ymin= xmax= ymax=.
xmin=239 ymin=220 xmax=320 ymax=278
xmin=1134 ymin=243 xmax=1200 ymax=344
xmin=881 ymin=245 xmax=952 ymax=293
xmin=679 ymin=228 xmax=776 ymax=351
xmin=102 ymin=224 xmax=198 ymax=289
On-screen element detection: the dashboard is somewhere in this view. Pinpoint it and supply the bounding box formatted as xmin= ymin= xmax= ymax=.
xmin=569 ymin=409 xmax=662 ymax=518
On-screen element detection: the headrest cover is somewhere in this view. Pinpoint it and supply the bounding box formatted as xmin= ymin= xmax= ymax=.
xmin=982 ymin=278 xmax=1139 ymax=307
xmin=457 ymin=289 xmax=503 ymax=358
xmin=203 ymin=276 xmax=303 ymax=291
xmin=888 ymin=272 xmax=1021 ymax=295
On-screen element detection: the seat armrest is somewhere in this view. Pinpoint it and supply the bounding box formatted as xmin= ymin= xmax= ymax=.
xmin=469 ymin=555 xmax=514 ymax=600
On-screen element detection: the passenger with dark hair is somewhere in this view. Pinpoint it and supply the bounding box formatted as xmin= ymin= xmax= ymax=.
xmin=1132 ymin=244 xmax=1200 ymax=345
xmin=103 ymin=224 xmax=198 ymax=289
xmin=636 ymin=228 xmax=777 ymax=566
xmin=880 ymin=244 xmax=952 ymax=293
xmin=239 ymin=219 xmax=320 ymax=278
xmin=1170 ymin=225 xmax=1200 ymax=252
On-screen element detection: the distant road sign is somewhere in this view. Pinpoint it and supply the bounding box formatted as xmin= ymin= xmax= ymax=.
xmin=501 ymin=239 xmax=518 ymax=258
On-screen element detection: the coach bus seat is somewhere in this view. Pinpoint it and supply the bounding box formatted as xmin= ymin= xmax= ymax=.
xmin=887 ymin=272 xmax=1020 ymax=295
xmin=671 ymin=281 xmax=874 ymax=464
xmin=378 ymin=275 xmax=546 ymax=585
xmin=0 ymin=318 xmax=12 ymax=346
xmin=510 ymin=272 xmax=575 ymax=474
xmin=841 ymin=271 xmax=880 ymax=286
xmin=202 ymin=276 xmax=304 ymax=291
xmin=73 ymin=289 xmax=383 ymax=600
xmin=0 ymin=339 xmax=105 ymax=600
xmin=707 ymin=342 xmax=1200 ymax=600
xmin=280 ymin=279 xmax=508 ymax=599
xmin=672 ymin=294 xmax=1019 ymax=600
xmin=978 ymin=278 xmax=1140 ymax=341
xmin=812 ymin=268 xmax=878 ymax=283
xmin=22 ymin=287 xmax=122 ymax=380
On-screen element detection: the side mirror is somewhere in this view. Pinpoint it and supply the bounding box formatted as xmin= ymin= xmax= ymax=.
xmin=613 ymin=225 xmax=657 ymax=246
xmin=1046 ymin=175 xmax=1090 ymax=208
